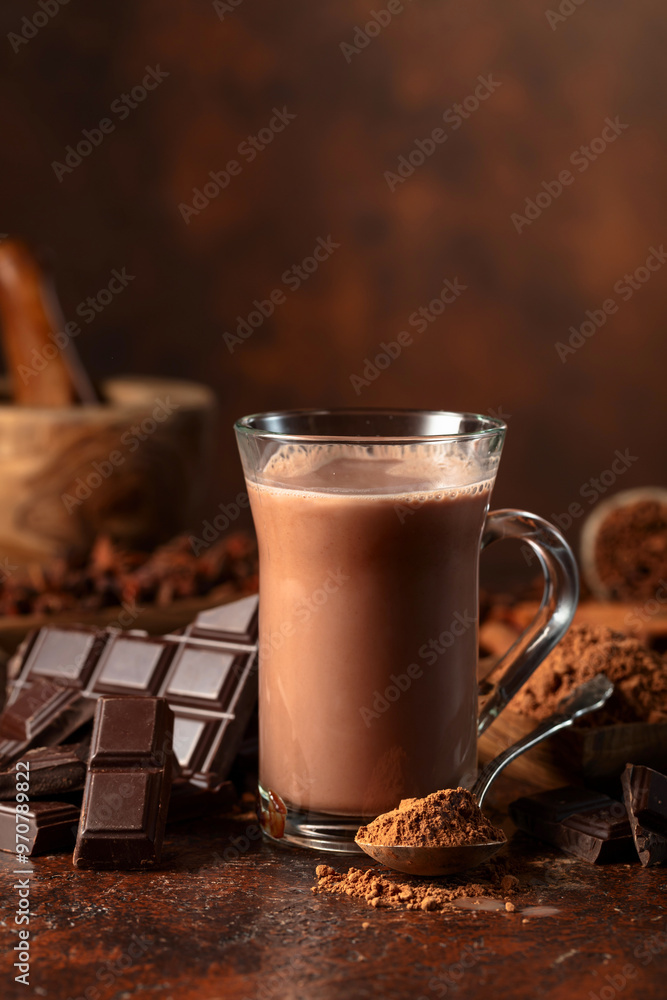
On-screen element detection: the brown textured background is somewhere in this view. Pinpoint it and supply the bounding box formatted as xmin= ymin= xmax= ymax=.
xmin=0 ymin=0 xmax=665 ymax=573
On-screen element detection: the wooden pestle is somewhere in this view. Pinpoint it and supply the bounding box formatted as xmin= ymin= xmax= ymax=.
xmin=0 ymin=240 xmax=98 ymax=406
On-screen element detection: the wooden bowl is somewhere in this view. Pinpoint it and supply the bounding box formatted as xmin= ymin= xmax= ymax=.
xmin=0 ymin=376 xmax=216 ymax=562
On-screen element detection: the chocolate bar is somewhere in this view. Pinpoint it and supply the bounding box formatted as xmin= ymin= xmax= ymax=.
xmin=0 ymin=799 xmax=80 ymax=856
xmin=0 ymin=743 xmax=88 ymax=800
xmin=510 ymin=786 xmax=636 ymax=863
xmin=0 ymin=778 xmax=236 ymax=856
xmin=622 ymin=764 xmax=667 ymax=867
xmin=10 ymin=595 xmax=259 ymax=789
xmin=73 ymin=697 xmax=174 ymax=869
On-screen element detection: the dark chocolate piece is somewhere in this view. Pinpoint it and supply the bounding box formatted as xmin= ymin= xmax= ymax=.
xmin=0 ymin=799 xmax=80 ymax=856
xmin=0 ymin=679 xmax=80 ymax=741
xmin=73 ymin=697 xmax=174 ymax=869
xmin=622 ymin=764 xmax=667 ymax=867
xmin=0 ymin=743 xmax=88 ymax=800
xmin=10 ymin=596 xmax=259 ymax=790
xmin=0 ymin=681 xmax=95 ymax=769
xmin=510 ymin=785 xmax=636 ymax=863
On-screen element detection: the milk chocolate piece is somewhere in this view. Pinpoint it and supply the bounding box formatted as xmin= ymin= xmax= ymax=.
xmin=510 ymin=786 xmax=635 ymax=863
xmin=0 ymin=743 xmax=88 ymax=799
xmin=10 ymin=596 xmax=259 ymax=790
xmin=622 ymin=764 xmax=667 ymax=867
xmin=0 ymin=799 xmax=79 ymax=856
xmin=73 ymin=697 xmax=174 ymax=869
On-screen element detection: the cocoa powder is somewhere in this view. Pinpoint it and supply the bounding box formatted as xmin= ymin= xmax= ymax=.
xmin=313 ymin=863 xmax=520 ymax=912
xmin=511 ymin=623 xmax=667 ymax=724
xmin=356 ymin=787 xmax=505 ymax=848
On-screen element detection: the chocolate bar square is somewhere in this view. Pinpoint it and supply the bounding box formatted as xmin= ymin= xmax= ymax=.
xmin=21 ymin=627 xmax=108 ymax=688
xmin=73 ymin=697 xmax=174 ymax=869
xmin=91 ymin=635 xmax=174 ymax=696
xmin=163 ymin=645 xmax=242 ymax=711
xmin=189 ymin=594 xmax=258 ymax=644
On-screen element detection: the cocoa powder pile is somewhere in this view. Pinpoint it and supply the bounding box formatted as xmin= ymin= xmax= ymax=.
xmin=511 ymin=623 xmax=667 ymax=724
xmin=313 ymin=864 xmax=520 ymax=912
xmin=356 ymin=787 xmax=506 ymax=848
xmin=594 ymin=499 xmax=667 ymax=602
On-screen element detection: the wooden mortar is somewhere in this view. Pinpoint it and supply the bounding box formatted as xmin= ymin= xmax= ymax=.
xmin=0 ymin=375 xmax=216 ymax=563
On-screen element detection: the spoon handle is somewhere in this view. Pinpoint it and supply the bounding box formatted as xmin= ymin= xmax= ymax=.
xmin=472 ymin=673 xmax=614 ymax=809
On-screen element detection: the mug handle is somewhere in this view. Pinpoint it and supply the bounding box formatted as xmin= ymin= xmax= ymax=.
xmin=477 ymin=509 xmax=579 ymax=736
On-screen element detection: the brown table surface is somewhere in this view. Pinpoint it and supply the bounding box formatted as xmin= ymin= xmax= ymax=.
xmin=1 ymin=812 xmax=666 ymax=1000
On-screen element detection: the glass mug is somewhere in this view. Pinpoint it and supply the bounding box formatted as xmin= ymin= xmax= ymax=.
xmin=235 ymin=409 xmax=578 ymax=852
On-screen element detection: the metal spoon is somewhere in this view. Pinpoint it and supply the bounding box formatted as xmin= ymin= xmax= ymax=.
xmin=355 ymin=674 xmax=613 ymax=876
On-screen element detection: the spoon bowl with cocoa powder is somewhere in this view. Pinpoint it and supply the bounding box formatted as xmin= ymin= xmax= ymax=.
xmin=355 ymin=675 xmax=613 ymax=876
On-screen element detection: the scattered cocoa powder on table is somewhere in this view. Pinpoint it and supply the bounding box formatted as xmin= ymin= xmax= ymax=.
xmin=313 ymin=864 xmax=520 ymax=912
xmin=356 ymin=787 xmax=506 ymax=848
xmin=511 ymin=623 xmax=667 ymax=725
